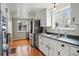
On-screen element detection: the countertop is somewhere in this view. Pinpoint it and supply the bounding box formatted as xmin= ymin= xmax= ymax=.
xmin=40 ymin=33 xmax=79 ymax=46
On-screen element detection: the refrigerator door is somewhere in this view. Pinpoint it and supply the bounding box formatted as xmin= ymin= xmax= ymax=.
xmin=31 ymin=20 xmax=42 ymax=34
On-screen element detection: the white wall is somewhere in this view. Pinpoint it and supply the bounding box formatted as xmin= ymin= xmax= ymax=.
xmin=45 ymin=3 xmax=79 ymax=36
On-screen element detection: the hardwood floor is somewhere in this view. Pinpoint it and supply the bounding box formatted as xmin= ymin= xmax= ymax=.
xmin=10 ymin=39 xmax=44 ymax=56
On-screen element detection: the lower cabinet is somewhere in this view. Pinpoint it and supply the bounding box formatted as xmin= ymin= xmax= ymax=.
xmin=39 ymin=35 xmax=58 ymax=56
xmin=39 ymin=36 xmax=49 ymax=55
xmin=48 ymin=39 xmax=58 ymax=56
xmin=39 ymin=35 xmax=79 ymax=56
xmin=43 ymin=37 xmax=49 ymax=56
xmin=56 ymin=41 xmax=70 ymax=56
xmin=39 ymin=35 xmax=44 ymax=53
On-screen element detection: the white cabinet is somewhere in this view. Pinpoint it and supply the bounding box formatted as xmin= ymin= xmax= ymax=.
xmin=39 ymin=35 xmax=58 ymax=56
xmin=39 ymin=35 xmax=49 ymax=56
xmin=70 ymin=45 xmax=79 ymax=56
xmin=39 ymin=35 xmax=44 ymax=53
xmin=39 ymin=35 xmax=48 ymax=56
xmin=43 ymin=37 xmax=49 ymax=56
xmin=48 ymin=39 xmax=58 ymax=56
xmin=39 ymin=35 xmax=79 ymax=56
xmin=56 ymin=41 xmax=70 ymax=56
xmin=40 ymin=8 xmax=51 ymax=27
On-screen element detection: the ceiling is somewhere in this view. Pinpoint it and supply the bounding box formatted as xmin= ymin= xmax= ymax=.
xmin=7 ymin=3 xmax=61 ymax=18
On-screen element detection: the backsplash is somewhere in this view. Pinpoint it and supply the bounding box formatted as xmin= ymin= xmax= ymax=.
xmin=45 ymin=25 xmax=79 ymax=36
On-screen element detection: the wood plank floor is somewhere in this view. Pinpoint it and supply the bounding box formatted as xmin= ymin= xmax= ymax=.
xmin=10 ymin=39 xmax=44 ymax=56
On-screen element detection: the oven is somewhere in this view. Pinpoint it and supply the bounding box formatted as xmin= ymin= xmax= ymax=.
xmin=3 ymin=29 xmax=7 ymax=44
xmin=1 ymin=15 xmax=9 ymax=56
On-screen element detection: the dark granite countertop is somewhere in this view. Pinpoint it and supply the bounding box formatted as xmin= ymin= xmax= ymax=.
xmin=40 ymin=33 xmax=79 ymax=46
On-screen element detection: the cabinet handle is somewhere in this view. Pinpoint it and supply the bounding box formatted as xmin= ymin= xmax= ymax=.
xmin=77 ymin=50 xmax=79 ymax=53
xmin=58 ymin=51 xmax=60 ymax=55
xmin=72 ymin=17 xmax=75 ymax=22
xmin=46 ymin=45 xmax=48 ymax=48
xmin=61 ymin=44 xmax=65 ymax=47
xmin=49 ymin=46 xmax=50 ymax=50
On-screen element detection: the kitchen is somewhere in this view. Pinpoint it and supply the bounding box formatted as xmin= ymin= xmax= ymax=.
xmin=0 ymin=3 xmax=79 ymax=56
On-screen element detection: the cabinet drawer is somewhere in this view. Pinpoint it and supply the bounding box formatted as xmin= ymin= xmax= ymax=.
xmin=70 ymin=45 xmax=79 ymax=56
xmin=58 ymin=41 xmax=70 ymax=48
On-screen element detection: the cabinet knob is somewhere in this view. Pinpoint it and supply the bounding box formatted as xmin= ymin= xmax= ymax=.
xmin=61 ymin=44 xmax=65 ymax=47
xmin=77 ymin=50 xmax=79 ymax=53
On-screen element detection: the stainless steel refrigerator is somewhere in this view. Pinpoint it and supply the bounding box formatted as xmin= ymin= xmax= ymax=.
xmin=29 ymin=20 xmax=43 ymax=47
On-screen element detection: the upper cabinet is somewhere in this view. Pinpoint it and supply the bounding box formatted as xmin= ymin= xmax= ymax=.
xmin=40 ymin=8 xmax=51 ymax=27
xmin=52 ymin=3 xmax=79 ymax=30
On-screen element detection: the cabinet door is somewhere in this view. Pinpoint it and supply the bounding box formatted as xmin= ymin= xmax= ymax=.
xmin=39 ymin=36 xmax=44 ymax=52
xmin=70 ymin=45 xmax=79 ymax=56
xmin=48 ymin=39 xmax=58 ymax=56
xmin=46 ymin=9 xmax=51 ymax=26
xmin=43 ymin=37 xmax=49 ymax=56
xmin=40 ymin=8 xmax=51 ymax=27
xmin=57 ymin=41 xmax=70 ymax=56
xmin=40 ymin=9 xmax=46 ymax=27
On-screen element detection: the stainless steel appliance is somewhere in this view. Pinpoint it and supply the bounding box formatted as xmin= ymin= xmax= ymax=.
xmin=0 ymin=11 xmax=9 ymax=56
xmin=2 ymin=15 xmax=9 ymax=56
xmin=34 ymin=34 xmax=39 ymax=48
xmin=29 ymin=20 xmax=43 ymax=47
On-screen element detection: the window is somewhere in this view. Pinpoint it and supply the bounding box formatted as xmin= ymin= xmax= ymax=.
xmin=17 ymin=20 xmax=28 ymax=32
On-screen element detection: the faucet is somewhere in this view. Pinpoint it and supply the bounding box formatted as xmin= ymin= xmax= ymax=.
xmin=64 ymin=32 xmax=67 ymax=38
xmin=57 ymin=27 xmax=60 ymax=38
